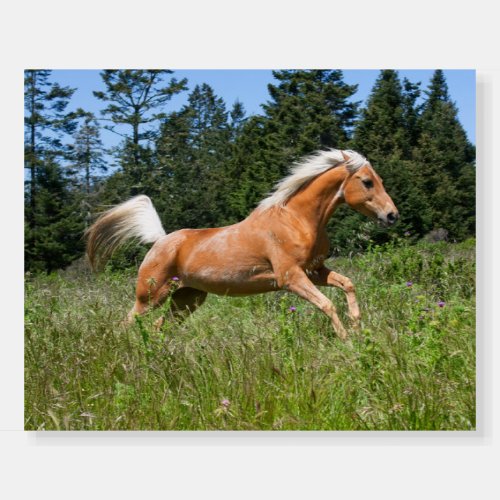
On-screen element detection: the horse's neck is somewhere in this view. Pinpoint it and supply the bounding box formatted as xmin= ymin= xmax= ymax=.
xmin=285 ymin=166 xmax=347 ymax=232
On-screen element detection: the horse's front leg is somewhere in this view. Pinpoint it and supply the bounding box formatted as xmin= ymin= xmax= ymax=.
xmin=310 ymin=266 xmax=360 ymax=327
xmin=280 ymin=266 xmax=348 ymax=340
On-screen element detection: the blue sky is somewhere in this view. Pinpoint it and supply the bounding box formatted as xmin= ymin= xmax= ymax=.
xmin=51 ymin=69 xmax=475 ymax=156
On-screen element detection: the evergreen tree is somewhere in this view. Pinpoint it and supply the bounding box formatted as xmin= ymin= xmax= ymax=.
xmin=229 ymin=100 xmax=246 ymax=140
xmin=93 ymin=70 xmax=187 ymax=190
xmin=401 ymin=77 xmax=422 ymax=146
xmin=25 ymin=159 xmax=84 ymax=272
xmin=422 ymin=69 xmax=449 ymax=111
xmin=24 ymin=70 xmax=83 ymax=271
xmin=263 ymin=69 xmax=359 ymax=162
xmin=227 ymin=115 xmax=282 ymax=220
xmin=71 ymin=113 xmax=106 ymax=195
xmin=412 ymin=70 xmax=475 ymax=239
xmin=155 ymin=84 xmax=232 ymax=229
xmin=418 ymin=70 xmax=475 ymax=177
xmin=24 ymin=70 xmax=79 ymax=226
xmin=351 ymin=70 xmax=411 ymax=162
xmin=221 ymin=100 xmax=248 ymax=221
xmin=69 ymin=113 xmax=107 ymax=228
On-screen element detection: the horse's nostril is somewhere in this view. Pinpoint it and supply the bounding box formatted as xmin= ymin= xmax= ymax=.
xmin=387 ymin=212 xmax=397 ymax=224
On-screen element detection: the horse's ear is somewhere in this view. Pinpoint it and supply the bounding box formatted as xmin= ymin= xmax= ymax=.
xmin=341 ymin=151 xmax=350 ymax=163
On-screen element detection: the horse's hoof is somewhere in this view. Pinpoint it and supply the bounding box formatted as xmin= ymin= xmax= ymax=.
xmin=350 ymin=318 xmax=361 ymax=331
xmin=336 ymin=328 xmax=348 ymax=341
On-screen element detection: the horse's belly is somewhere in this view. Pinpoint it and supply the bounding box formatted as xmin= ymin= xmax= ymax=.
xmin=182 ymin=267 xmax=278 ymax=296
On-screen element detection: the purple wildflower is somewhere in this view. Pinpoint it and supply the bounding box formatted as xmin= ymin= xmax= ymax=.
xmin=438 ymin=301 xmax=445 ymax=308
xmin=288 ymin=306 xmax=297 ymax=312
xmin=171 ymin=276 xmax=180 ymax=282
xmin=406 ymin=281 xmax=413 ymax=287
xmin=221 ymin=399 xmax=230 ymax=408
xmin=404 ymin=231 xmax=411 ymax=237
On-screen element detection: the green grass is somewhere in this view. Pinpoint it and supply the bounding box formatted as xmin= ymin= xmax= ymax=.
xmin=24 ymin=238 xmax=476 ymax=430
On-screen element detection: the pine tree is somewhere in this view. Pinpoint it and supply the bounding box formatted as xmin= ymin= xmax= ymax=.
xmin=227 ymin=115 xmax=282 ymax=220
xmin=71 ymin=114 xmax=106 ymax=193
xmin=264 ymin=69 xmax=359 ymax=162
xmin=24 ymin=70 xmax=83 ymax=271
xmin=229 ymin=100 xmax=246 ymax=141
xmin=351 ymin=70 xmax=411 ymax=162
xmin=418 ymin=70 xmax=475 ymax=177
xmin=401 ymin=77 xmax=422 ymax=147
xmin=155 ymin=84 xmax=232 ymax=229
xmin=69 ymin=113 xmax=107 ymax=228
xmin=412 ymin=70 xmax=475 ymax=239
xmin=25 ymin=159 xmax=84 ymax=272
xmin=93 ymin=70 xmax=187 ymax=190
xmin=422 ymin=69 xmax=449 ymax=111
xmin=24 ymin=70 xmax=79 ymax=227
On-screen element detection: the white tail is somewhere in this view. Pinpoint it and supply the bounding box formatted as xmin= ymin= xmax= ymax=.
xmin=85 ymin=195 xmax=166 ymax=271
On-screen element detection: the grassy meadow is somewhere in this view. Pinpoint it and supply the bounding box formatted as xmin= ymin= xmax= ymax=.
xmin=24 ymin=238 xmax=476 ymax=431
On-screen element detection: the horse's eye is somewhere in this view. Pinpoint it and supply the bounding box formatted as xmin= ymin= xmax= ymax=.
xmin=362 ymin=179 xmax=374 ymax=189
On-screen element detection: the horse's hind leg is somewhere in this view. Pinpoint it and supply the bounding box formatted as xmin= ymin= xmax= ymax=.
xmin=124 ymin=253 xmax=176 ymax=325
xmin=154 ymin=287 xmax=207 ymax=329
xmin=125 ymin=274 xmax=173 ymax=325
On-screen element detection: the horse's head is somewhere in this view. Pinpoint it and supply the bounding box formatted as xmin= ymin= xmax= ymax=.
xmin=342 ymin=162 xmax=399 ymax=226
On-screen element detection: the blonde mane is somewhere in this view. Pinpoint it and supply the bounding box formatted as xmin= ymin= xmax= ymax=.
xmin=258 ymin=148 xmax=367 ymax=209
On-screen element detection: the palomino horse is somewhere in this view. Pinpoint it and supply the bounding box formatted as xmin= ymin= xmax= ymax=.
xmin=86 ymin=149 xmax=398 ymax=339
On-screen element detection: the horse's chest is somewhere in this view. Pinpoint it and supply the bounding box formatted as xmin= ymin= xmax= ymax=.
xmin=295 ymin=235 xmax=329 ymax=270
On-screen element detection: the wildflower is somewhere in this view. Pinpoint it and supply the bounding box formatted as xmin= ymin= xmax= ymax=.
xmin=221 ymin=399 xmax=230 ymax=408
xmin=404 ymin=231 xmax=411 ymax=237
xmin=406 ymin=281 xmax=413 ymax=287
xmin=171 ymin=276 xmax=180 ymax=282
xmin=288 ymin=306 xmax=297 ymax=312
xmin=438 ymin=301 xmax=445 ymax=308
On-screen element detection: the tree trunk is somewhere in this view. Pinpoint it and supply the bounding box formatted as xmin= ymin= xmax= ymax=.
xmin=133 ymin=110 xmax=140 ymax=170
xmin=85 ymin=134 xmax=90 ymax=197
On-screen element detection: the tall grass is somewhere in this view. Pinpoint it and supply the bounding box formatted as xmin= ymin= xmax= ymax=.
xmin=24 ymin=238 xmax=476 ymax=430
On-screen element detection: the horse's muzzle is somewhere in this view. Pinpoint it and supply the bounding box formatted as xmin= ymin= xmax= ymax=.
xmin=378 ymin=211 xmax=399 ymax=227
xmin=386 ymin=211 xmax=399 ymax=225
